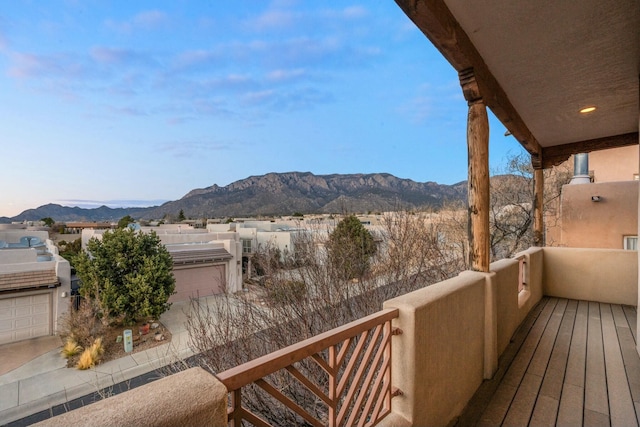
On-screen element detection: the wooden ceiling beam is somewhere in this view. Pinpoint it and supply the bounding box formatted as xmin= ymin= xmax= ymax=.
xmin=541 ymin=132 xmax=639 ymax=169
xmin=394 ymin=0 xmax=543 ymax=166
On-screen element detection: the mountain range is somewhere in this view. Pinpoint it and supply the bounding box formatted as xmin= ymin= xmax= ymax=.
xmin=1 ymin=172 xmax=468 ymax=223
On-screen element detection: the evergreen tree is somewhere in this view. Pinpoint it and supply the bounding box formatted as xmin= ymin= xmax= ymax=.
xmin=117 ymin=215 xmax=135 ymax=229
xmin=327 ymin=215 xmax=377 ymax=280
xmin=74 ymin=228 xmax=175 ymax=323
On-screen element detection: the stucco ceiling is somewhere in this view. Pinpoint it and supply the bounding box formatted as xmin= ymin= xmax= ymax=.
xmin=444 ymin=0 xmax=639 ymax=148
xmin=397 ymin=0 xmax=639 ymax=161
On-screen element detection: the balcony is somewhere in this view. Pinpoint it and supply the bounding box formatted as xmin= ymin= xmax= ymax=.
xmin=458 ymin=297 xmax=639 ymax=426
xmin=36 ymin=246 xmax=638 ymax=426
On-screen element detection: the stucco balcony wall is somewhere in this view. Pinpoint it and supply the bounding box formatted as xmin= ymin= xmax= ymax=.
xmin=543 ymin=247 xmax=637 ymax=305
xmin=494 ymin=247 xmax=544 ymax=357
xmin=384 ymin=246 xmax=637 ymax=426
xmin=33 ymin=368 xmax=227 ymax=427
xmin=382 ymin=272 xmax=487 ymax=426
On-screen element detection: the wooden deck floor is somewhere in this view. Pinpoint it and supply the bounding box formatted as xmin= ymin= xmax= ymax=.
xmin=457 ymin=297 xmax=640 ymax=427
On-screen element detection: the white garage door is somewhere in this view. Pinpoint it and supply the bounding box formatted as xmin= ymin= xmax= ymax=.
xmin=0 ymin=292 xmax=51 ymax=344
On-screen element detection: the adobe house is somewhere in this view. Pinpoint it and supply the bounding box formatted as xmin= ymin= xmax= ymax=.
xmin=82 ymin=225 xmax=243 ymax=302
xmin=0 ymin=230 xmax=71 ymax=345
xmin=547 ymin=147 xmax=640 ymax=249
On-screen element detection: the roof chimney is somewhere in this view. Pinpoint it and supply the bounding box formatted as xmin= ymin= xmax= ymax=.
xmin=569 ymin=153 xmax=590 ymax=184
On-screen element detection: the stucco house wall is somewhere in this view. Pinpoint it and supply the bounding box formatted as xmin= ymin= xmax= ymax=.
xmin=559 ymin=181 xmax=638 ymax=249
xmin=590 ymin=145 xmax=639 ymax=183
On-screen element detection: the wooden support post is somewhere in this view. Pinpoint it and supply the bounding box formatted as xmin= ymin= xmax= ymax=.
xmin=460 ymin=68 xmax=490 ymax=272
xmin=533 ymin=168 xmax=544 ymax=246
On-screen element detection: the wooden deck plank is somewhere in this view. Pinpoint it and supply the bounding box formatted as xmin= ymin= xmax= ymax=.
xmin=584 ymin=408 xmax=610 ymax=427
xmin=476 ymin=384 xmax=517 ymax=427
xmin=623 ymin=305 xmax=637 ymax=345
xmin=557 ymin=300 xmax=587 ymax=426
xmin=619 ymin=345 xmax=640 ymax=408
xmin=457 ymin=298 xmax=640 ymax=427
xmin=539 ymin=299 xmax=576 ymax=399
xmin=502 ymin=373 xmax=542 ymax=426
xmin=564 ymin=300 xmax=588 ymax=388
xmin=499 ymin=298 xmax=567 ymax=426
xmin=529 ymin=299 xmax=577 ymax=425
xmin=528 ymin=298 xmax=567 ymax=377
xmin=557 ymin=383 xmax=585 ymax=426
xmin=476 ymin=298 xmax=556 ymax=425
xmin=612 ymin=305 xmax=640 ymax=424
xmin=529 ymin=395 xmax=559 ymax=427
xmin=601 ymin=304 xmax=638 ymax=427
xmin=456 ymin=298 xmax=549 ymax=427
xmin=502 ymin=298 xmax=558 ymax=388
xmin=585 ymin=301 xmax=609 ymax=419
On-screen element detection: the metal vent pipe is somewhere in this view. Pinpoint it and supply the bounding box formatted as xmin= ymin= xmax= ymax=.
xmin=570 ymin=153 xmax=590 ymax=184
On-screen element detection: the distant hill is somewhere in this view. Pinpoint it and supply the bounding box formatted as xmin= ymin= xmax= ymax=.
xmin=140 ymin=172 xmax=467 ymax=219
xmin=1 ymin=204 xmax=152 ymax=224
xmin=1 ymin=172 xmax=468 ymax=223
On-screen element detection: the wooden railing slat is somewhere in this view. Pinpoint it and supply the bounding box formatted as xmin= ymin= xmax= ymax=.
xmin=241 ymin=407 xmax=273 ymax=427
xmin=220 ymin=309 xmax=399 ymax=427
xmin=336 ymin=336 xmax=354 ymax=368
xmin=328 ymin=344 xmax=338 ymax=427
xmin=368 ymin=369 xmax=392 ymax=427
xmin=312 ymin=352 xmax=333 ymax=375
xmin=359 ymin=342 xmax=392 ymax=425
xmin=285 ymin=364 xmax=331 ymax=406
xmin=229 ymin=388 xmax=242 ymax=426
xmin=216 ymin=308 xmax=399 ymax=390
xmin=367 ymin=406 xmax=392 ymax=427
xmin=341 ymin=324 xmax=387 ymax=426
xmin=337 ymin=328 xmax=372 ymax=398
xmin=255 ymin=378 xmax=324 ymax=427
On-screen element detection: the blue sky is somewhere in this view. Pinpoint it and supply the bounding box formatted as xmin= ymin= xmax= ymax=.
xmin=0 ymin=1 xmax=521 ymax=217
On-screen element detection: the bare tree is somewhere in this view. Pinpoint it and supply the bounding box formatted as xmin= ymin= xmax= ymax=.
xmin=183 ymin=211 xmax=463 ymax=424
xmin=489 ymin=151 xmax=571 ymax=259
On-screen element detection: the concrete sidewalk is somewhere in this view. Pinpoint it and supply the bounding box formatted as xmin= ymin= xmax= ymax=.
xmin=0 ymin=300 xmax=195 ymax=426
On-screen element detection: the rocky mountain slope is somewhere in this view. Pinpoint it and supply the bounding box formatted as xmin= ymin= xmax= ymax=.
xmin=2 ymin=172 xmax=468 ymax=223
xmin=141 ymin=172 xmax=467 ymax=219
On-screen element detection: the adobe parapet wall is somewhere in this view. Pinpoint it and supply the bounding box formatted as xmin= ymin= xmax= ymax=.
xmin=33 ymin=368 xmax=228 ymax=427
xmin=382 ymin=247 xmax=545 ymax=426
xmin=543 ymin=247 xmax=637 ymax=305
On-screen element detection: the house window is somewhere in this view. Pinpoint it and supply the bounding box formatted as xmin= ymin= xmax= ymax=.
xmin=241 ymin=239 xmax=252 ymax=254
xmin=623 ymin=236 xmax=638 ymax=250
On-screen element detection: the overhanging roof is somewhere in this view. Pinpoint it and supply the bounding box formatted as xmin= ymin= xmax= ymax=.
xmin=395 ymin=0 xmax=639 ymax=168
xmin=169 ymin=248 xmax=233 ymax=265
xmin=0 ymin=269 xmax=59 ymax=293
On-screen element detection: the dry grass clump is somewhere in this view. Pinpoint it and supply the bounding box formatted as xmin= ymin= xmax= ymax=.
xmin=76 ymin=337 xmax=104 ymax=370
xmin=60 ymin=338 xmax=83 ymax=359
xmin=59 ymin=299 xmax=104 ymax=350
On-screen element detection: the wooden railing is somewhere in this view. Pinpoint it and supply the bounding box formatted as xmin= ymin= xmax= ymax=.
xmin=216 ymin=308 xmax=401 ymax=427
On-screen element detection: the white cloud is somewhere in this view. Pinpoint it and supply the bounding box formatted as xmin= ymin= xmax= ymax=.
xmin=105 ymin=10 xmax=169 ymax=33
xmin=266 ymin=68 xmax=306 ymax=83
xmin=132 ymin=10 xmax=168 ymax=29
xmin=250 ymin=10 xmax=296 ymax=31
xmin=342 ymin=6 xmax=367 ymax=19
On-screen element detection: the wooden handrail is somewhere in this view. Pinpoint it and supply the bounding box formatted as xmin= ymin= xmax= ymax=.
xmin=216 ymin=308 xmax=399 ymax=391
